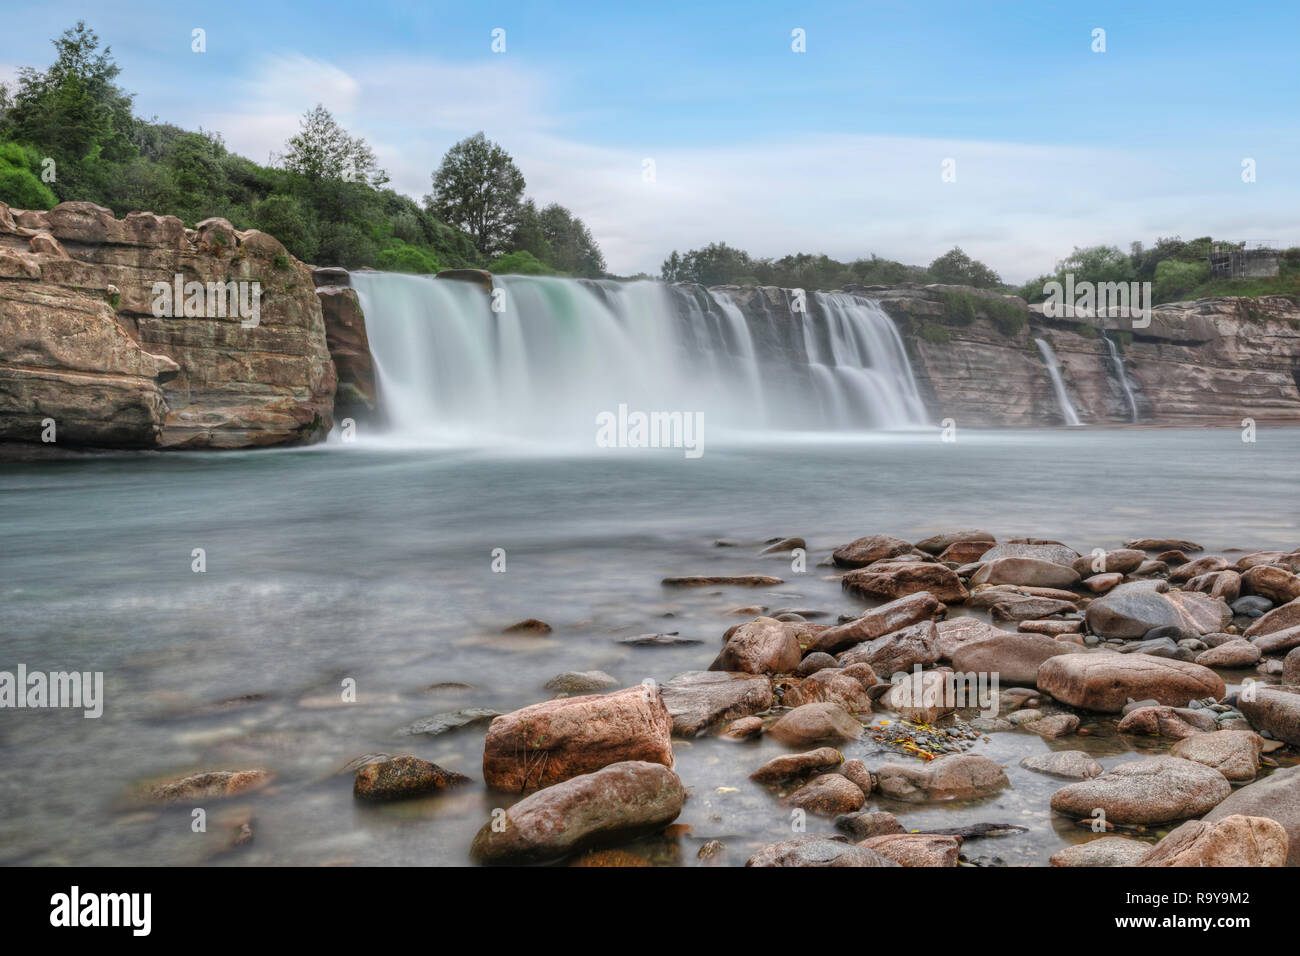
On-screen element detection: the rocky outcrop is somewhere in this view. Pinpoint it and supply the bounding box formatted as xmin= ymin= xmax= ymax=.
xmin=0 ymin=201 xmax=336 ymax=448
xmin=311 ymin=266 xmax=378 ymax=423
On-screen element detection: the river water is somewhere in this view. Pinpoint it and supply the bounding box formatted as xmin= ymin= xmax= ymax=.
xmin=2 ymin=426 xmax=1296 ymax=865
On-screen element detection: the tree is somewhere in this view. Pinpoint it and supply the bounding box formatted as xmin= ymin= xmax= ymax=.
xmin=927 ymin=246 xmax=1001 ymax=288
xmin=539 ymin=203 xmax=604 ymax=277
xmin=282 ymin=104 xmax=387 ymax=187
xmin=426 ymin=132 xmax=525 ymax=257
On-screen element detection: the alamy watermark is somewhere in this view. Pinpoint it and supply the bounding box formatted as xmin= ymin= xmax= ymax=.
xmin=0 ymin=665 xmax=103 ymax=718
xmin=596 ymin=403 xmax=704 ymax=458
xmin=1042 ymin=273 xmax=1152 ymax=329
xmin=151 ymin=274 xmax=261 ymax=328
xmin=887 ymin=663 xmax=1000 ymax=718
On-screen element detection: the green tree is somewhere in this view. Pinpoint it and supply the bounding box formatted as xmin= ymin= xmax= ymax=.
xmin=539 ymin=202 xmax=605 ymax=277
xmin=426 ymin=132 xmax=525 ymax=257
xmin=927 ymin=246 xmax=1001 ymax=288
xmin=282 ymin=104 xmax=387 ymax=187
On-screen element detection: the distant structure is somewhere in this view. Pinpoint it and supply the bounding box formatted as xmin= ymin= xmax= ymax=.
xmin=1209 ymin=240 xmax=1279 ymax=279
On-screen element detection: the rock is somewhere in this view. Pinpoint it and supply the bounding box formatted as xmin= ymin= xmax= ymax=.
xmin=1025 ymin=713 xmax=1080 ymax=738
xmin=1117 ymin=636 xmax=1181 ymax=659
xmin=937 ymin=540 xmax=995 ymax=563
xmin=746 ymin=836 xmax=900 ymax=867
xmin=1020 ymin=751 xmax=1104 ymax=779
xmin=840 ymin=758 xmax=874 ymax=795
xmin=1071 ymin=549 xmax=1146 ymax=576
xmin=709 ymin=617 xmax=802 ymax=675
xmin=1018 ymin=618 xmax=1082 ymax=635
xmin=1242 ymin=565 xmax=1300 ymax=603
xmin=1085 ymin=582 xmax=1231 ymax=638
xmin=885 ymin=669 xmax=956 ymax=723
xmin=1244 ymin=596 xmax=1300 ymax=638
xmin=935 ymin=616 xmax=1013 ymax=658
xmin=760 ymin=536 xmax=805 ymax=555
xmin=1203 ymin=764 xmax=1300 ymax=866
xmin=1037 ymin=652 xmax=1225 ymax=712
xmin=1125 ymin=538 xmax=1203 ymax=553
xmin=1168 ymin=555 xmax=1231 ymax=583
xmin=750 ymin=746 xmax=843 ymax=783
xmin=786 ymin=773 xmax=867 ymax=815
xmin=915 ymin=529 xmax=995 ymax=554
xmin=1049 ymin=837 xmax=1151 ymax=867
xmin=874 ymin=753 xmax=1009 ymax=802
xmin=353 ymin=756 xmax=469 ymax=802
xmin=1233 ymin=595 xmax=1274 ymax=617
xmin=317 ymin=283 xmax=376 ymax=419
xmin=804 ymin=591 xmax=945 ymax=654
xmin=783 ymin=668 xmax=872 ymax=713
xmin=1084 ymin=573 xmax=1123 ymax=593
xmin=147 ymin=769 xmax=270 ymax=804
xmin=858 ymin=833 xmax=962 ymax=866
xmin=697 ymin=840 xmax=726 ymax=864
xmin=1184 ymin=570 xmax=1241 ymax=602
xmin=469 ymin=761 xmax=686 ymax=864
xmin=1117 ymin=705 xmax=1218 ymax=739
xmin=720 ymin=716 xmax=764 ymax=740
xmin=841 ymin=561 xmax=969 ymax=604
xmin=796 ymin=652 xmax=839 ymax=675
xmin=951 ymin=633 xmax=1074 ymax=687
xmin=1284 ymin=646 xmax=1300 ymax=684
xmin=1139 ymin=814 xmax=1288 ymax=867
xmin=660 ymin=670 xmax=774 ymax=736
xmin=832 ymin=534 xmax=916 ymax=568
xmin=989 ymin=595 xmax=1077 ymax=623
xmin=398 ymin=707 xmax=500 ymax=736
xmin=1252 ymin=625 xmax=1300 ymax=654
xmin=618 ymin=633 xmax=703 ymax=647
xmin=545 ymin=671 xmax=620 ymax=694
xmin=1239 ymin=685 xmax=1300 ymax=745
xmin=836 ymin=621 xmax=940 ymax=676
xmin=1049 ymin=756 xmax=1231 ymax=825
xmin=834 ymin=810 xmax=905 ymax=839
xmin=1195 ymin=639 xmax=1260 ymax=668
xmin=1170 ymin=730 xmax=1262 ymax=781
xmin=971 ymin=557 xmax=1081 ymax=589
xmin=661 ymin=575 xmax=783 ymax=587
xmin=502 ymin=618 xmax=552 ymax=634
xmin=0 ymin=202 xmax=336 ymax=450
xmin=981 ymin=541 xmax=1080 ymax=567
xmin=767 ymin=703 xmax=863 ymax=746
xmin=482 ymin=686 xmax=674 ymax=791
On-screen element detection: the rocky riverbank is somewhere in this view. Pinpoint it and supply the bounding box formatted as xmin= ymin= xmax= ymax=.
xmin=141 ymin=529 xmax=1300 ymax=867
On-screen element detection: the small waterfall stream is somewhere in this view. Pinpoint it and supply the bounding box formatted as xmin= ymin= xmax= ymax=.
xmin=1034 ymin=338 xmax=1083 ymax=426
xmin=1102 ymin=333 xmax=1140 ymax=423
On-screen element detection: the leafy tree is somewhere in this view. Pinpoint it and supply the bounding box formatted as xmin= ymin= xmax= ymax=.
xmin=1053 ymin=245 xmax=1136 ymax=285
xmin=282 ymin=104 xmax=387 ymax=187
xmin=661 ymin=242 xmax=756 ymax=285
xmin=252 ymin=194 xmax=318 ymax=261
xmin=926 ymin=246 xmax=1001 ymax=288
xmin=426 ymin=132 xmax=525 ymax=257
xmin=489 ymin=249 xmax=552 ymax=275
xmin=539 ymin=203 xmax=605 ymax=277
xmin=1153 ymin=259 xmax=1207 ymax=302
xmin=377 ymin=240 xmax=440 ymax=274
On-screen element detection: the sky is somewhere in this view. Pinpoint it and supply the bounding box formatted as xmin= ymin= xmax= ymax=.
xmin=1 ymin=0 xmax=1297 ymax=281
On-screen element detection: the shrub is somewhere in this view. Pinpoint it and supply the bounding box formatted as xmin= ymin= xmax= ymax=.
xmin=376 ymin=241 xmax=440 ymax=274
xmin=489 ymin=249 xmax=555 ymax=275
xmin=0 ymin=141 xmax=58 ymax=209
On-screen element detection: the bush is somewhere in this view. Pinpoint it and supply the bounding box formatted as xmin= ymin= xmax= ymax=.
xmin=376 ymin=240 xmax=440 ymax=274
xmin=252 ymin=194 xmax=318 ymax=261
xmin=0 ymin=140 xmax=57 ymax=209
xmin=984 ymin=296 xmax=1027 ymax=336
xmin=489 ymin=249 xmax=554 ymax=275
xmin=1153 ymin=258 xmax=1208 ymax=303
xmin=940 ymin=290 xmax=977 ymax=324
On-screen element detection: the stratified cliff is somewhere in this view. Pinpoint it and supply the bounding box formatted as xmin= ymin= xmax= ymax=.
xmin=0 ymin=200 xmax=336 ymax=448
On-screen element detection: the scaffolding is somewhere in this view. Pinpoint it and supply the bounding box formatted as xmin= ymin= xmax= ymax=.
xmin=1209 ymin=240 xmax=1280 ymax=279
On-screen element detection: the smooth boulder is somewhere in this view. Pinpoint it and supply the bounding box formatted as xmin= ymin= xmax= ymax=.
xmin=1037 ymin=652 xmax=1225 ymax=713
xmin=1049 ymin=756 xmax=1231 ymax=825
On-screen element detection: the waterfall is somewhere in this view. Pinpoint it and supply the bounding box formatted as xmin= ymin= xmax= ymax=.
xmin=349 ymin=273 xmax=928 ymax=445
xmin=1102 ymin=333 xmax=1139 ymax=423
xmin=1034 ymin=338 xmax=1083 ymax=426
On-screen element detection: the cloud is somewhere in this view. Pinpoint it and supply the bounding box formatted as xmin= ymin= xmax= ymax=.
xmin=186 ymin=52 xmax=1299 ymax=283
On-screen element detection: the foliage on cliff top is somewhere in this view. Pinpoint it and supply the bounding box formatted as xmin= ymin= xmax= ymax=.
xmin=0 ymin=21 xmax=606 ymax=278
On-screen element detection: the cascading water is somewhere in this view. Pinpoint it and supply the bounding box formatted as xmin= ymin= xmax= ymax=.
xmin=349 ymin=273 xmax=928 ymax=444
xmin=1034 ymin=338 xmax=1083 ymax=426
xmin=1102 ymin=333 xmax=1139 ymax=423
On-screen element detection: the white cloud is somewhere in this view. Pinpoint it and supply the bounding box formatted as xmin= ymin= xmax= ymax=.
xmin=183 ymin=52 xmax=1299 ymax=282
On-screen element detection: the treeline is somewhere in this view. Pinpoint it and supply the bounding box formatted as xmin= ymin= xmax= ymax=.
xmin=0 ymin=22 xmax=606 ymax=277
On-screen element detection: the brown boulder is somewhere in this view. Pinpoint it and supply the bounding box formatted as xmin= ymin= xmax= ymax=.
xmin=874 ymin=753 xmax=1009 ymax=801
xmin=785 ymin=773 xmax=867 ymax=816
xmin=951 ymin=633 xmax=1074 ymax=687
xmin=832 ymin=534 xmax=916 ymax=568
xmin=767 ymin=703 xmax=863 ymax=746
xmin=659 ymin=670 xmax=773 ymax=736
xmin=836 ymin=621 xmax=940 ymax=677
xmin=1037 ymin=651 xmax=1225 ymax=712
xmin=804 ymin=591 xmax=945 ymax=654
xmin=1139 ymin=814 xmax=1287 ymax=867
xmin=841 ymin=561 xmax=969 ymax=603
xmin=1049 ymin=756 xmax=1231 ymax=825
xmin=858 ymin=833 xmax=962 ymax=866
xmin=709 ymin=617 xmax=802 ymax=674
xmin=353 ymin=756 xmax=469 ymax=802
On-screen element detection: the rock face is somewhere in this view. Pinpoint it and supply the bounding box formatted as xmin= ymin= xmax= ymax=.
xmin=481 ymin=686 xmax=674 ymax=791
xmin=0 ymin=201 xmax=336 ymax=448
xmin=1203 ymin=764 xmax=1300 ymax=866
xmin=1049 ymin=756 xmax=1231 ymax=825
xmin=1037 ymin=652 xmax=1225 ymax=712
xmin=659 ymin=670 xmax=773 ymax=736
xmin=469 ymin=761 xmax=686 ymax=864
xmin=1139 ymin=815 xmax=1288 ymax=867
xmin=312 ymin=269 xmax=376 ymax=421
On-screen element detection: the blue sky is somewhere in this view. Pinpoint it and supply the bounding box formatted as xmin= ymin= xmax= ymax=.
xmin=2 ymin=0 xmax=1297 ymax=279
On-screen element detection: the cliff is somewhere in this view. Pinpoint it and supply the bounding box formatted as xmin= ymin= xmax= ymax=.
xmin=0 ymin=200 xmax=336 ymax=449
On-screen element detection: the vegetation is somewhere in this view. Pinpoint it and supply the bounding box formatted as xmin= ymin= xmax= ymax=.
xmin=0 ymin=21 xmax=606 ymax=277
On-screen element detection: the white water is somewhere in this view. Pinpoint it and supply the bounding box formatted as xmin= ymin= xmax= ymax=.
xmin=1034 ymin=338 xmax=1083 ymax=426
xmin=1103 ymin=334 xmax=1140 ymax=423
xmin=350 ymin=273 xmax=928 ymax=444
